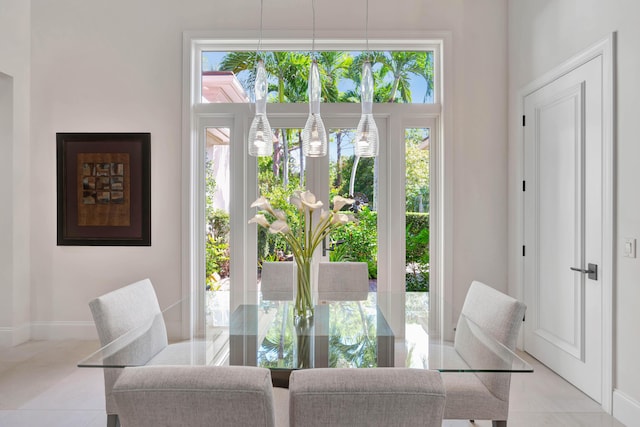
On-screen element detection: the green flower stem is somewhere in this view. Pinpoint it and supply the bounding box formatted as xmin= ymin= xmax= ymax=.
xmin=294 ymin=256 xmax=313 ymax=319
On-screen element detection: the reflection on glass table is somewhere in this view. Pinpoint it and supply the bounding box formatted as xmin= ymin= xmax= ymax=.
xmin=78 ymin=292 xmax=532 ymax=387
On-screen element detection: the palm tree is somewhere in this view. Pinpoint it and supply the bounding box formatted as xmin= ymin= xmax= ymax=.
xmin=352 ymin=51 xmax=422 ymax=103
xmin=415 ymin=51 xmax=434 ymax=102
xmin=314 ymin=52 xmax=352 ymax=187
xmin=316 ymin=51 xmax=352 ymax=102
xmin=220 ymin=52 xmax=311 ymax=184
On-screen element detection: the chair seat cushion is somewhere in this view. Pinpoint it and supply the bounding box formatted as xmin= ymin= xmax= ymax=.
xmin=442 ymin=372 xmax=509 ymax=421
xmin=113 ymin=365 xmax=275 ymax=427
xmin=290 ymin=368 xmax=445 ymax=427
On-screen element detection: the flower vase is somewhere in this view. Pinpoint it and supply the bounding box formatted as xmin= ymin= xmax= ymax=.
xmin=295 ymin=320 xmax=313 ymax=369
xmin=294 ymin=257 xmax=314 ymax=324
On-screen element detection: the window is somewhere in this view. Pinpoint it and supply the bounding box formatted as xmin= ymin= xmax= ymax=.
xmin=184 ymin=36 xmax=449 ymax=340
xmin=200 ymin=50 xmax=435 ymax=104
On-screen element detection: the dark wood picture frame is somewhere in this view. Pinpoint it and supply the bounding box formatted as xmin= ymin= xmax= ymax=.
xmin=56 ymin=133 xmax=151 ymax=246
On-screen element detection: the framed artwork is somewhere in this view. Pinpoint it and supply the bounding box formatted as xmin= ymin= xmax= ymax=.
xmin=56 ymin=133 xmax=151 ymax=246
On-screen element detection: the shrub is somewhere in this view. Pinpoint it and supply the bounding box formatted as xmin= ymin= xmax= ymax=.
xmin=206 ymin=209 xmax=230 ymax=290
xmin=329 ymin=207 xmax=378 ymax=278
xmin=405 ymin=212 xmax=429 ymax=292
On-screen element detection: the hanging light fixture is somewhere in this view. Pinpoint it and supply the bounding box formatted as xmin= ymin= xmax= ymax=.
xmin=354 ymin=0 xmax=379 ymax=157
xmin=302 ymin=0 xmax=328 ymax=157
xmin=247 ymin=0 xmax=274 ymax=157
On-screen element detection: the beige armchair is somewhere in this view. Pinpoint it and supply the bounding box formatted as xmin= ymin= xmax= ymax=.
xmin=261 ymin=261 xmax=294 ymax=301
xmin=289 ymin=367 xmax=445 ymax=427
xmin=89 ymin=278 xmax=205 ymax=427
xmin=442 ymin=280 xmax=527 ymax=427
xmin=317 ymin=261 xmax=369 ymax=301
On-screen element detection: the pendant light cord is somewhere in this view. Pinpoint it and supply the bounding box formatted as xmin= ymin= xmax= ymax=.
xmin=366 ymin=0 xmax=369 ymax=61
xmin=258 ymin=0 xmax=264 ymax=57
xmin=312 ymin=0 xmax=316 ymax=57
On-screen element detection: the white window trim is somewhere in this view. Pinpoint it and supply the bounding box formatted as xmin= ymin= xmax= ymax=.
xmin=181 ymin=31 xmax=455 ymax=339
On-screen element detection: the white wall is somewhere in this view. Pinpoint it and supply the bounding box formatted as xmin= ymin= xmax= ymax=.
xmin=24 ymin=0 xmax=508 ymax=337
xmin=0 ymin=0 xmax=31 ymax=346
xmin=508 ymin=0 xmax=640 ymax=422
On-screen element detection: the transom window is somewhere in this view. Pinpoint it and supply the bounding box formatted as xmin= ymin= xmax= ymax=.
xmin=201 ymin=50 xmax=435 ymax=104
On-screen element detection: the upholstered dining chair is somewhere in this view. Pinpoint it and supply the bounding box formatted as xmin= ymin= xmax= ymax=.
xmin=289 ymin=367 xmax=445 ymax=427
xmin=317 ymin=261 xmax=369 ymax=301
xmin=442 ymin=280 xmax=527 ymax=427
xmin=112 ymin=365 xmax=275 ymax=427
xmin=89 ymin=278 xmax=203 ymax=427
xmin=261 ymin=261 xmax=294 ymax=301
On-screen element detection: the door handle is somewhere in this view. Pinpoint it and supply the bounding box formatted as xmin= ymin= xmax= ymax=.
xmin=569 ymin=263 xmax=598 ymax=281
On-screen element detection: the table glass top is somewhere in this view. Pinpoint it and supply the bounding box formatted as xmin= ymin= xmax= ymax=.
xmin=78 ymin=292 xmax=532 ymax=377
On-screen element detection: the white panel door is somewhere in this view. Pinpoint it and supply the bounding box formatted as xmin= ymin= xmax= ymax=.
xmin=523 ymin=56 xmax=603 ymax=402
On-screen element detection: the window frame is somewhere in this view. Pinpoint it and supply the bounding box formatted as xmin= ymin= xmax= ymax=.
xmin=182 ymin=33 xmax=453 ymax=340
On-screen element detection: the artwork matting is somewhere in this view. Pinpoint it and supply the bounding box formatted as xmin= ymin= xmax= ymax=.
xmin=56 ymin=133 xmax=151 ymax=246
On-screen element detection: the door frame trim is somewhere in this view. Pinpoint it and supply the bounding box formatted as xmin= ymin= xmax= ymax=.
xmin=516 ymin=33 xmax=615 ymax=413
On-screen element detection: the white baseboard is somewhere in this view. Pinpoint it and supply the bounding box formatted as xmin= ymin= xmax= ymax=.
xmin=613 ymin=389 xmax=640 ymax=427
xmin=0 ymin=323 xmax=31 ymax=346
xmin=30 ymin=321 xmax=98 ymax=340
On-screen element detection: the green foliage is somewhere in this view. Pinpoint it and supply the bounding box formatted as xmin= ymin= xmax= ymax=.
xmin=218 ymin=50 xmax=435 ymax=107
xmin=256 ymin=185 xmax=303 ymax=262
xmin=205 ymin=154 xmax=230 ymax=290
xmin=332 ymin=156 xmax=375 ymax=203
xmin=206 ymin=209 xmax=230 ymax=290
xmin=329 ymin=207 xmax=378 ymax=278
xmin=205 ymin=157 xmax=217 ymax=222
xmin=405 ymin=128 xmax=430 ymax=213
xmin=208 ymin=209 xmax=230 ymax=241
xmin=405 ymin=213 xmax=429 ymax=292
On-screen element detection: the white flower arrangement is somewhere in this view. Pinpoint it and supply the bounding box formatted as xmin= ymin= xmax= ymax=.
xmin=249 ymin=190 xmax=354 ymax=319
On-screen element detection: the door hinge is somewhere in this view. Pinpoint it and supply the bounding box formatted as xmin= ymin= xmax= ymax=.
xmin=522 ymin=115 xmax=526 ymax=126
xmin=522 ymin=181 xmax=526 ymax=191
xmin=522 ymin=245 xmax=526 ymax=256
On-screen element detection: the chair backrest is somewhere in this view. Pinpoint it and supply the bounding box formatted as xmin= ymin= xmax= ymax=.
xmin=89 ymin=278 xmax=168 ymax=415
xmin=261 ymin=261 xmax=294 ymax=301
xmin=289 ymin=368 xmax=445 ymax=427
xmin=113 ymin=365 xmax=275 ymax=427
xmin=454 ymin=280 xmax=527 ymax=401
xmin=317 ymin=262 xmax=369 ymax=301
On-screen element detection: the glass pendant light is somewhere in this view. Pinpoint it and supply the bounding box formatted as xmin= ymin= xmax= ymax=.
xmin=355 ymin=61 xmax=379 ymax=157
xmin=302 ymin=59 xmax=328 ymax=157
xmin=248 ymin=59 xmax=273 ymax=156
xmin=354 ymin=0 xmax=379 ymax=157
xmin=248 ymin=0 xmax=273 ymax=157
xmin=302 ymin=0 xmax=328 ymax=157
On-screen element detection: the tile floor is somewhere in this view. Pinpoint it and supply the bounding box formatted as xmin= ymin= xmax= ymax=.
xmin=0 ymin=340 xmax=625 ymax=427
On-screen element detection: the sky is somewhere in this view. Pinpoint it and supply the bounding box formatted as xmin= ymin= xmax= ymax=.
xmin=202 ymin=51 xmax=433 ymax=104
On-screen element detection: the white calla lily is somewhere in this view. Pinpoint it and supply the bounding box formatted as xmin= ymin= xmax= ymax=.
xmin=250 ymin=196 xmax=273 ymax=213
xmin=320 ymin=209 xmax=330 ymax=222
xmin=331 ymin=212 xmax=350 ymax=225
xmin=332 ymin=195 xmax=355 ymax=212
xmin=289 ymin=191 xmax=303 ymax=210
xmin=269 ymin=220 xmax=290 ymax=234
xmin=248 ymin=214 xmax=270 ymax=228
xmin=300 ymin=191 xmax=323 ymax=210
xmin=273 ymin=209 xmax=287 ymax=221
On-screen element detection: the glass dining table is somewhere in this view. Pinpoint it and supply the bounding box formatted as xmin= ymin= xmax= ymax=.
xmin=78 ymin=292 xmax=532 ymax=387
